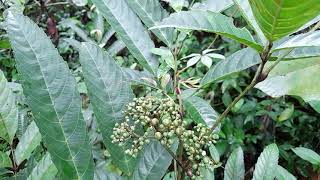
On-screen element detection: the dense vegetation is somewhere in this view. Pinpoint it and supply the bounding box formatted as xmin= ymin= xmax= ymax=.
xmin=1 ymin=0 xmax=320 ymax=179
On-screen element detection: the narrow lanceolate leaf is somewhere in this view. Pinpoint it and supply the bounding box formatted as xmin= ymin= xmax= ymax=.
xmin=192 ymin=0 xmax=233 ymax=13
xmin=249 ymin=0 xmax=320 ymax=41
xmin=27 ymin=153 xmax=58 ymax=180
xmin=79 ymin=43 xmax=136 ymax=174
xmin=232 ymin=0 xmax=267 ymax=45
xmin=92 ymin=0 xmax=158 ymax=75
xmin=292 ymin=147 xmax=320 ymax=165
xmin=224 ymin=147 xmax=244 ymax=180
xmin=256 ymin=57 xmax=320 ymax=111
xmin=272 ymin=31 xmax=320 ymax=52
xmin=132 ymin=141 xmax=178 ymax=180
xmin=275 ymin=165 xmax=296 ymax=180
xmin=126 ymin=0 xmax=175 ymax=47
xmin=151 ymin=10 xmax=263 ymax=51
xmin=184 ymin=96 xmax=219 ymax=128
xmin=201 ymin=48 xmax=261 ymax=86
xmin=0 ymin=70 xmax=18 ymax=143
xmin=252 ymin=144 xmax=279 ymax=180
xmin=14 ymin=121 xmax=41 ymax=165
xmin=6 ymin=11 xmax=94 ymax=179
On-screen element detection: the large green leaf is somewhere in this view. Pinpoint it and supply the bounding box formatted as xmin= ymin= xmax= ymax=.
xmin=192 ymin=0 xmax=233 ymax=13
xmin=79 ymin=42 xmax=136 ymax=174
xmin=0 ymin=152 xmax=12 ymax=168
xmin=292 ymin=147 xmax=320 ymax=165
xmin=224 ymin=147 xmax=244 ymax=180
xmin=272 ymin=31 xmax=320 ymax=52
xmin=201 ymin=48 xmax=261 ymax=86
xmin=27 ymin=153 xmax=58 ymax=180
xmin=151 ymin=10 xmax=263 ymax=51
xmin=5 ymin=11 xmax=94 ymax=179
xmin=0 ymin=70 xmax=18 ymax=143
xmin=271 ymin=46 xmax=320 ymax=60
xmin=233 ymin=0 xmax=267 ymax=46
xmin=92 ymin=0 xmax=158 ymax=75
xmin=249 ymin=0 xmax=320 ymax=41
xmin=252 ymin=143 xmax=279 ymax=180
xmin=184 ymin=96 xmax=219 ymax=128
xmin=14 ymin=121 xmax=41 ymax=165
xmin=126 ymin=0 xmax=175 ymax=47
xmin=256 ymin=57 xmax=320 ymax=111
xmin=275 ymin=165 xmax=296 ymax=180
xmin=132 ymin=141 xmax=178 ymax=180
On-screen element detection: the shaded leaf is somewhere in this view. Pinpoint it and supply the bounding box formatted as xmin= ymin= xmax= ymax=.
xmin=132 ymin=140 xmax=178 ymax=180
xmin=126 ymin=0 xmax=175 ymax=47
xmin=249 ymin=0 xmax=320 ymax=41
xmin=275 ymin=165 xmax=296 ymax=180
xmin=151 ymin=48 xmax=175 ymax=69
xmin=122 ymin=68 xmax=156 ymax=87
xmin=271 ymin=46 xmax=320 ymax=60
xmin=224 ymin=147 xmax=244 ymax=180
xmin=14 ymin=121 xmax=41 ymax=165
xmin=27 ymin=153 xmax=58 ymax=180
xmin=0 ymin=152 xmax=11 ymax=168
xmin=278 ymin=104 xmax=294 ymax=122
xmin=107 ymin=40 xmax=126 ymax=56
xmin=0 ymin=70 xmax=18 ymax=143
xmin=209 ymin=145 xmax=220 ymax=162
xmin=151 ymin=10 xmax=263 ymax=51
xmin=79 ymin=42 xmax=136 ymax=174
xmin=6 ymin=10 xmax=94 ymax=179
xmin=93 ymin=0 xmax=158 ymax=75
xmin=292 ymin=147 xmax=320 ymax=165
xmin=201 ymin=48 xmax=261 ymax=86
xmin=252 ymin=144 xmax=279 ymax=180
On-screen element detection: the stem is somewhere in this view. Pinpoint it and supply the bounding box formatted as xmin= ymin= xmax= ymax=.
xmin=210 ymin=42 xmax=273 ymax=131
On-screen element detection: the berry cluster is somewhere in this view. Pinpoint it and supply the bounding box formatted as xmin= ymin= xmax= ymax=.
xmin=111 ymin=96 xmax=219 ymax=177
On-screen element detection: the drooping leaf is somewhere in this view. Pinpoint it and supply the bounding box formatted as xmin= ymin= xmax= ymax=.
xmin=292 ymin=147 xmax=320 ymax=165
xmin=184 ymin=96 xmax=219 ymax=128
xmin=151 ymin=10 xmax=263 ymax=51
xmin=27 ymin=153 xmax=58 ymax=180
xmin=79 ymin=42 xmax=136 ymax=174
xmin=122 ymin=68 xmax=156 ymax=87
xmin=14 ymin=121 xmax=41 ymax=165
xmin=252 ymin=143 xmax=279 ymax=180
xmin=0 ymin=70 xmax=18 ymax=143
xmin=126 ymin=0 xmax=175 ymax=47
xmin=224 ymin=147 xmax=244 ymax=180
xmin=249 ymin=0 xmax=320 ymax=41
xmin=275 ymin=165 xmax=296 ymax=180
xmin=272 ymin=31 xmax=320 ymax=52
xmin=92 ymin=0 xmax=158 ymax=75
xmin=192 ymin=0 xmax=233 ymax=13
xmin=5 ymin=11 xmax=94 ymax=179
xmin=60 ymin=19 xmax=94 ymax=43
xmin=256 ymin=57 xmax=320 ymax=111
xmin=201 ymin=48 xmax=261 ymax=86
xmin=233 ymin=0 xmax=267 ymax=45
xmin=132 ymin=140 xmax=178 ymax=180
xmin=0 ymin=152 xmax=12 ymax=168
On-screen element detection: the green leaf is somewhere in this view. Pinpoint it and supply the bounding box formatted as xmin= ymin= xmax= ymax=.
xmin=275 ymin=165 xmax=296 ymax=180
xmin=14 ymin=121 xmax=41 ymax=165
xmin=93 ymin=0 xmax=158 ymax=75
xmin=151 ymin=48 xmax=175 ymax=69
xmin=79 ymin=42 xmax=136 ymax=174
xmin=278 ymin=104 xmax=294 ymax=122
xmin=60 ymin=19 xmax=94 ymax=43
xmin=0 ymin=152 xmax=12 ymax=168
xmin=184 ymin=96 xmax=219 ymax=129
xmin=132 ymin=140 xmax=178 ymax=180
xmin=271 ymin=46 xmax=320 ymax=60
xmin=107 ymin=40 xmax=126 ymax=57
xmin=192 ymin=0 xmax=233 ymax=13
xmin=201 ymin=48 xmax=261 ymax=86
xmin=224 ymin=147 xmax=244 ymax=180
xmin=256 ymin=57 xmax=320 ymax=109
xmin=309 ymin=100 xmax=320 ymax=113
xmin=126 ymin=0 xmax=175 ymax=47
xmin=0 ymin=70 xmax=18 ymax=143
xmin=201 ymin=56 xmax=213 ymax=68
xmin=71 ymin=0 xmax=87 ymax=6
xmin=186 ymin=55 xmax=201 ymax=67
xmin=209 ymin=145 xmax=220 ymax=162
xmin=94 ymin=162 xmax=124 ymax=180
xmin=5 ymin=11 xmax=94 ymax=179
xmin=252 ymin=143 xmax=279 ymax=180
xmin=272 ymin=31 xmax=320 ymax=52
xmin=151 ymin=10 xmax=263 ymax=51
xmin=27 ymin=153 xmax=58 ymax=180
xmin=232 ymin=0 xmax=267 ymax=45
xmin=292 ymin=147 xmax=320 ymax=165
xmin=123 ymin=68 xmax=156 ymax=87
xmin=249 ymin=0 xmax=320 ymax=41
